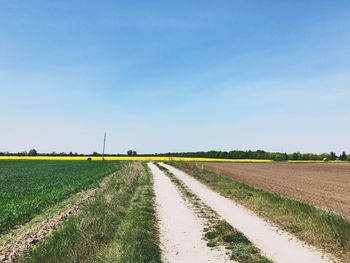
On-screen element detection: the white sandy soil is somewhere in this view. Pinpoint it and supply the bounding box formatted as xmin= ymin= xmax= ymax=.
xmin=160 ymin=162 xmax=334 ymax=263
xmin=148 ymin=163 xmax=231 ymax=263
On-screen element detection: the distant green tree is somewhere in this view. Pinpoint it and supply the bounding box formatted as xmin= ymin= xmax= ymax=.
xmin=132 ymin=150 xmax=137 ymax=156
xmin=273 ymin=153 xmax=288 ymax=162
xmin=28 ymin=149 xmax=37 ymax=156
xmin=92 ymin=152 xmax=99 ymax=156
xmin=339 ymin=151 xmax=347 ymax=161
xmin=289 ymin=152 xmax=301 ymax=160
xmin=320 ymin=153 xmax=330 ymax=160
xmin=127 ymin=150 xmax=133 ymax=156
xmin=329 ymin=151 xmax=337 ymax=161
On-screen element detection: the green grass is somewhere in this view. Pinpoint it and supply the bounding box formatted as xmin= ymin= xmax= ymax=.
xmin=19 ymin=162 xmax=161 ymax=263
xmin=204 ymin=221 xmax=271 ymax=263
xmin=0 ymin=160 xmax=120 ymax=233
xmin=170 ymin=161 xmax=350 ymax=262
xmin=157 ymin=163 xmax=271 ymax=263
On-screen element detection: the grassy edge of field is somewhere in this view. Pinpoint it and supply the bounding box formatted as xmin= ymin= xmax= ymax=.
xmin=0 ymin=186 xmax=101 ymax=246
xmin=0 ymin=160 xmax=120 ymax=234
xmin=168 ymin=161 xmax=350 ymax=263
xmin=0 ymin=172 xmax=120 ymax=261
xmin=155 ymin=163 xmax=272 ymax=263
xmin=19 ymin=162 xmax=161 ymax=263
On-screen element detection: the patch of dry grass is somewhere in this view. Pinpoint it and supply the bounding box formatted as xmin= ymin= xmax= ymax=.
xmin=19 ymin=162 xmax=161 ymax=263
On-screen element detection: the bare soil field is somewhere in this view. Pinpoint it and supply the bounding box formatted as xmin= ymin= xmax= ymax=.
xmin=189 ymin=162 xmax=350 ymax=219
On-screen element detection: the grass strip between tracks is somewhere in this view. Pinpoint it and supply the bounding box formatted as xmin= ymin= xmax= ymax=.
xmin=169 ymin=161 xmax=350 ymax=263
xmin=19 ymin=162 xmax=161 ymax=263
xmin=155 ymin=163 xmax=272 ymax=263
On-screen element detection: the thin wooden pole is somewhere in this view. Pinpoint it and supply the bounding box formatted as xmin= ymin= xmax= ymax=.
xmin=102 ymin=132 xmax=106 ymax=160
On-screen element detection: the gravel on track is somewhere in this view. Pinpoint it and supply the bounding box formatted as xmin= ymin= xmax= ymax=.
xmin=148 ymin=163 xmax=231 ymax=263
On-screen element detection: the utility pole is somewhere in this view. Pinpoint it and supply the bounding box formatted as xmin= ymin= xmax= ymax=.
xmin=102 ymin=132 xmax=106 ymax=160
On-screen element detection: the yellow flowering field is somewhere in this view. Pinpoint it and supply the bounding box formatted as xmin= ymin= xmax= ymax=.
xmin=0 ymin=156 xmax=273 ymax=162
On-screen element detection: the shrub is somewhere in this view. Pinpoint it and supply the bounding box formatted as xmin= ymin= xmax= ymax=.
xmin=28 ymin=149 xmax=37 ymax=156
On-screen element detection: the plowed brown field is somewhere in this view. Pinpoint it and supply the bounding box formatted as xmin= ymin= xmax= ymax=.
xmin=189 ymin=162 xmax=350 ymax=218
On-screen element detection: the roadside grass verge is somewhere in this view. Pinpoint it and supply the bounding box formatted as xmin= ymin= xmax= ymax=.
xmin=169 ymin=161 xmax=350 ymax=262
xmin=156 ymin=163 xmax=272 ymax=263
xmin=95 ymin=163 xmax=161 ymax=263
xmin=0 ymin=160 xmax=119 ymax=234
xmin=19 ymin=162 xmax=161 ymax=263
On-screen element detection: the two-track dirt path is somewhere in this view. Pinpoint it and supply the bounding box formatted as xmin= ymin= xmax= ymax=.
xmin=148 ymin=163 xmax=231 ymax=263
xmin=158 ymin=162 xmax=333 ymax=263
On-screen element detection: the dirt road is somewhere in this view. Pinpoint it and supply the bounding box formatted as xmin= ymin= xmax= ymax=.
xmin=159 ymin=162 xmax=333 ymax=263
xmin=148 ymin=163 xmax=230 ymax=263
xmin=188 ymin=162 xmax=350 ymax=218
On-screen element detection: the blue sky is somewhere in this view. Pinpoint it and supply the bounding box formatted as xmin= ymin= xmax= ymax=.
xmin=1 ymin=0 xmax=350 ymax=154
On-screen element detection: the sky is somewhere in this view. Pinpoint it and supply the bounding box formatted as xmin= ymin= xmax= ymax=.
xmin=1 ymin=0 xmax=350 ymax=154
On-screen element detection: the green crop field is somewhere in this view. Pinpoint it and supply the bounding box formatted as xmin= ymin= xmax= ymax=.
xmin=0 ymin=160 xmax=120 ymax=233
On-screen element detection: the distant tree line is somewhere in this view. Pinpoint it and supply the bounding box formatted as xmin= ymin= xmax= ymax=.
xmin=0 ymin=149 xmax=349 ymax=161
xmin=150 ymin=150 xmax=350 ymax=162
xmin=0 ymin=150 xmax=84 ymax=157
xmin=0 ymin=149 xmax=138 ymax=157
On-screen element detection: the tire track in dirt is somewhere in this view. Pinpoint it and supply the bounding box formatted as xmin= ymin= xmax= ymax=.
xmin=160 ymin=162 xmax=334 ymax=263
xmin=148 ymin=163 xmax=231 ymax=263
